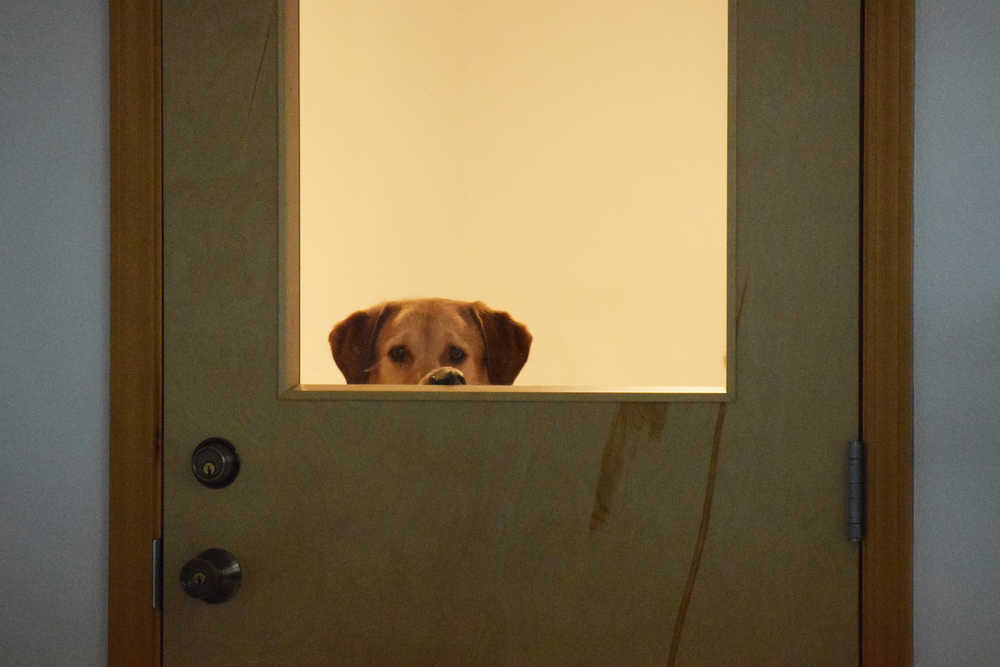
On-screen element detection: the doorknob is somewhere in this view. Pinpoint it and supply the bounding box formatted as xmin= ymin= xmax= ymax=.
xmin=180 ymin=548 xmax=242 ymax=603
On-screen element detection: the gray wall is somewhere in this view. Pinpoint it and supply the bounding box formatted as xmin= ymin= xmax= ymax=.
xmin=914 ymin=1 xmax=1000 ymax=665
xmin=0 ymin=1 xmax=996 ymax=665
xmin=0 ymin=1 xmax=109 ymax=665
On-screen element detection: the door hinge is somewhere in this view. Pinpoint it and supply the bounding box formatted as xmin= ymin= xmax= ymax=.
xmin=846 ymin=440 xmax=865 ymax=542
xmin=153 ymin=538 xmax=163 ymax=610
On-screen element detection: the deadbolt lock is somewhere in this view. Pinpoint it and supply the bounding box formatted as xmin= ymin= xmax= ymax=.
xmin=180 ymin=548 xmax=242 ymax=604
xmin=191 ymin=437 xmax=240 ymax=488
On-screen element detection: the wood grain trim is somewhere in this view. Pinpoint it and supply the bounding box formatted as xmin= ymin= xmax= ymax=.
xmin=862 ymin=0 xmax=914 ymax=665
xmin=278 ymin=0 xmax=300 ymax=393
xmin=108 ymin=1 xmax=162 ymax=666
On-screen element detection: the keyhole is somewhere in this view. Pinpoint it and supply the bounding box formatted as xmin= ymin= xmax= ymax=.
xmin=193 ymin=572 xmax=207 ymax=585
xmin=202 ymin=461 xmax=216 ymax=476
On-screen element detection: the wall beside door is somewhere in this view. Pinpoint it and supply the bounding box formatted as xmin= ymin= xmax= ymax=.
xmin=913 ymin=1 xmax=1000 ymax=665
xmin=0 ymin=1 xmax=109 ymax=664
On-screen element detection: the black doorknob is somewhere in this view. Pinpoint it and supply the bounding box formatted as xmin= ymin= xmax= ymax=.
xmin=180 ymin=548 xmax=242 ymax=603
xmin=191 ymin=437 xmax=240 ymax=488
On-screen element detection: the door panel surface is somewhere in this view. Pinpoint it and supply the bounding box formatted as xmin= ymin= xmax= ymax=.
xmin=163 ymin=1 xmax=860 ymax=664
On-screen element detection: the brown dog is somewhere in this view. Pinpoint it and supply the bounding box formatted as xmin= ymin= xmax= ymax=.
xmin=329 ymin=299 xmax=532 ymax=385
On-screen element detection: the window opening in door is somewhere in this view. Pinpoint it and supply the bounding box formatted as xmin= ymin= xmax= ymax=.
xmin=285 ymin=0 xmax=729 ymax=395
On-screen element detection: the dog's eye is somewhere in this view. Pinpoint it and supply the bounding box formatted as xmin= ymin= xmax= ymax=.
xmin=388 ymin=345 xmax=408 ymax=362
xmin=448 ymin=346 xmax=467 ymax=363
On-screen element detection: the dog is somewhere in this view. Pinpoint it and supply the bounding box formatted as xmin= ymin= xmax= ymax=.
xmin=329 ymin=298 xmax=532 ymax=385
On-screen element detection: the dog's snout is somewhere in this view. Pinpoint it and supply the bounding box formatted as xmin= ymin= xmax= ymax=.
xmin=421 ymin=367 xmax=467 ymax=385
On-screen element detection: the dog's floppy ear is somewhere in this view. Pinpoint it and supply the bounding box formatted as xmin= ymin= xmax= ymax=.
xmin=329 ymin=303 xmax=394 ymax=384
xmin=471 ymin=302 xmax=532 ymax=385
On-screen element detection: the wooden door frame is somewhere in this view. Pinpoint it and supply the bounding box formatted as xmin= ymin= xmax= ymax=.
xmin=108 ymin=1 xmax=913 ymax=664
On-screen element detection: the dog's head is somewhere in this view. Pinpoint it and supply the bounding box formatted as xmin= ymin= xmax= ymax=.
xmin=329 ymin=299 xmax=532 ymax=385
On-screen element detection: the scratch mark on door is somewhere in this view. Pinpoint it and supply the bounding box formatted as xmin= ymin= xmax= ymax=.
xmin=590 ymin=404 xmax=669 ymax=530
xmin=666 ymin=277 xmax=746 ymax=665
xmin=247 ymin=7 xmax=275 ymax=118
xmin=665 ymin=402 xmax=727 ymax=666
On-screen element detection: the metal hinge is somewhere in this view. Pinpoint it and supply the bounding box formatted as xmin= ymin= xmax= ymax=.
xmin=153 ymin=538 xmax=163 ymax=610
xmin=846 ymin=440 xmax=865 ymax=542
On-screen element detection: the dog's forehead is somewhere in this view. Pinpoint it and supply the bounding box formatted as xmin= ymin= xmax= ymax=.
xmin=385 ymin=301 xmax=478 ymax=338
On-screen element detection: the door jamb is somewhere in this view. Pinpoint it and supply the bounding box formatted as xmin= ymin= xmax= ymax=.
xmin=107 ymin=1 xmax=913 ymax=664
xmin=861 ymin=1 xmax=914 ymax=664
xmin=109 ymin=1 xmax=162 ymax=664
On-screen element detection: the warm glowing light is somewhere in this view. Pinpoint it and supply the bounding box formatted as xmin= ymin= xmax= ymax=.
xmin=298 ymin=1 xmax=727 ymax=388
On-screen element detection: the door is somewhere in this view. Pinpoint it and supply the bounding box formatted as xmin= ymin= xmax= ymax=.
xmin=162 ymin=1 xmax=860 ymax=664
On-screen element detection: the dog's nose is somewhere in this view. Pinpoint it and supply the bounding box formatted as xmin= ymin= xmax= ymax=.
xmin=424 ymin=368 xmax=467 ymax=385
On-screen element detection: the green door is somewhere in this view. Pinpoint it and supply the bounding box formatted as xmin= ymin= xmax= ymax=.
xmin=162 ymin=1 xmax=860 ymax=663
